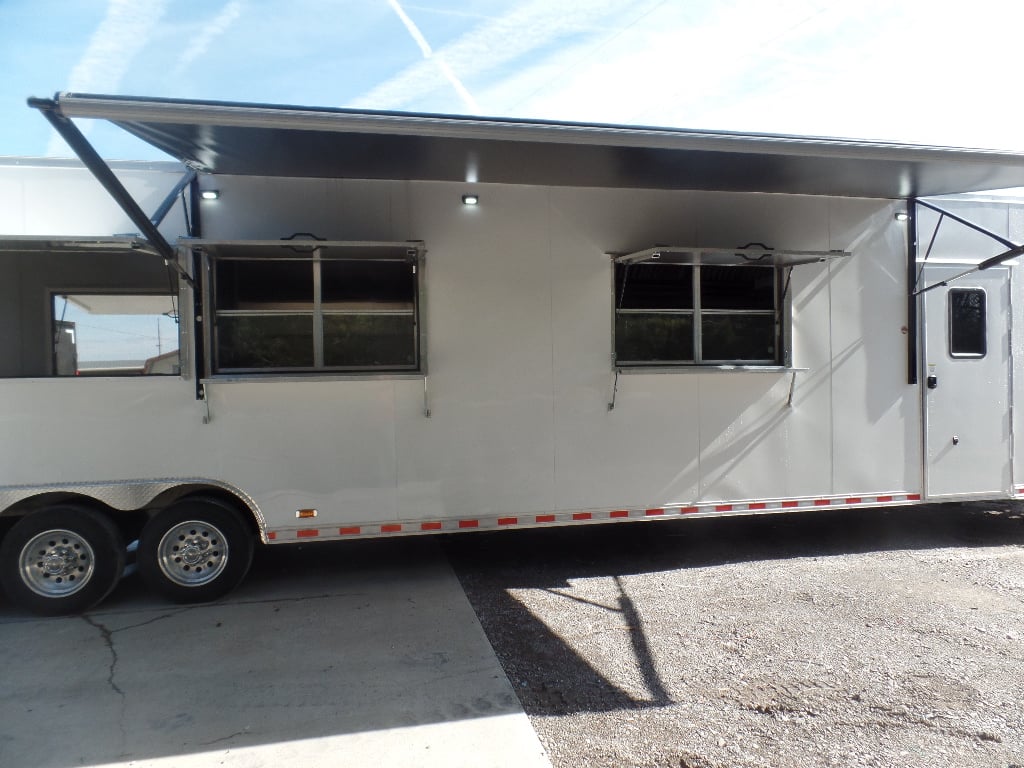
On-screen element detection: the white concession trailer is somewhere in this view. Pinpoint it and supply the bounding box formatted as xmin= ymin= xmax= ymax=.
xmin=3 ymin=92 xmax=1024 ymax=615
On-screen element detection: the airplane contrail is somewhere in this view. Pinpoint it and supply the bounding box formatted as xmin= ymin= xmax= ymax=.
xmin=386 ymin=0 xmax=480 ymax=112
xmin=47 ymin=0 xmax=169 ymax=156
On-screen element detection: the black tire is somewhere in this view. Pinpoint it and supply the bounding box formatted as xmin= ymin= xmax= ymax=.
xmin=137 ymin=497 xmax=254 ymax=603
xmin=0 ymin=505 xmax=125 ymax=616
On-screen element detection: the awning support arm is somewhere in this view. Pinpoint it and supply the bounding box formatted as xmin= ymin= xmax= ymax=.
xmin=27 ymin=96 xmax=195 ymax=288
xmin=914 ymin=199 xmax=1017 ymax=249
xmin=910 ymin=199 xmax=1024 ymax=297
xmin=150 ymin=167 xmax=197 ymax=228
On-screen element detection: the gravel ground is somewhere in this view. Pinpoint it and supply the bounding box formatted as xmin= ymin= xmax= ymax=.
xmin=445 ymin=503 xmax=1024 ymax=768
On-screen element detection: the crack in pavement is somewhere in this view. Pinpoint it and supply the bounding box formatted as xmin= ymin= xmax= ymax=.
xmin=199 ymin=729 xmax=249 ymax=747
xmin=82 ymin=613 xmax=130 ymax=752
xmin=82 ymin=614 xmax=124 ymax=698
xmin=113 ymin=610 xmax=186 ymax=634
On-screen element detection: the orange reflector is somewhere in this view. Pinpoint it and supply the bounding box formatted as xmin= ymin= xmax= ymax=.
xmin=296 ymin=509 xmax=318 ymax=519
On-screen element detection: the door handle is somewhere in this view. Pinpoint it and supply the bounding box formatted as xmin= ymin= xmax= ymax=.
xmin=927 ymin=374 xmax=938 ymax=389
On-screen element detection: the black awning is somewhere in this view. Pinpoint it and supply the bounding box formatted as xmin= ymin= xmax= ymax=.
xmin=42 ymin=92 xmax=1024 ymax=198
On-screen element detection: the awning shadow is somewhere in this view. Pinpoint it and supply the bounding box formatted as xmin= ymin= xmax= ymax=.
xmin=444 ymin=502 xmax=1024 ymax=717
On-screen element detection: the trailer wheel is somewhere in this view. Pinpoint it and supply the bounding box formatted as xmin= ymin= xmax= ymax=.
xmin=138 ymin=498 xmax=254 ymax=603
xmin=0 ymin=505 xmax=125 ymax=616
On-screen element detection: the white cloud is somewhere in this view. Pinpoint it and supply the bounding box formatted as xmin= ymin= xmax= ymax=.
xmin=46 ymin=0 xmax=170 ymax=156
xmin=172 ymin=1 xmax=245 ymax=78
xmin=352 ymin=0 xmax=641 ymax=112
xmin=356 ymin=0 xmax=1024 ymax=150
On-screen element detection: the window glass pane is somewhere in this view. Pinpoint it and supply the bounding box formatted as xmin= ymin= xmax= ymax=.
xmin=949 ymin=288 xmax=986 ymax=357
xmin=701 ymin=314 xmax=777 ymax=361
xmin=615 ymin=264 xmax=693 ymax=309
xmin=700 ymin=265 xmax=774 ymax=310
xmin=322 ymin=260 xmax=414 ymax=308
xmin=324 ymin=315 xmax=416 ymax=367
xmin=216 ymin=259 xmax=313 ymax=310
xmin=615 ymin=313 xmax=693 ymax=363
xmin=216 ymin=314 xmax=314 ymax=369
xmin=52 ymin=294 xmax=179 ymax=376
xmin=211 ymin=254 xmax=422 ymax=374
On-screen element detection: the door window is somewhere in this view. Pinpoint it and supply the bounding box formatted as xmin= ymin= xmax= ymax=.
xmin=948 ymin=288 xmax=986 ymax=358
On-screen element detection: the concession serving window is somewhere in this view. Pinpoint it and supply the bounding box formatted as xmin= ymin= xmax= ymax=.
xmin=193 ymin=240 xmax=425 ymax=376
xmin=612 ymin=246 xmax=847 ymax=368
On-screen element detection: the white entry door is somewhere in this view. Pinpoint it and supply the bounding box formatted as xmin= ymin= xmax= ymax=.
xmin=921 ymin=265 xmax=1011 ymax=499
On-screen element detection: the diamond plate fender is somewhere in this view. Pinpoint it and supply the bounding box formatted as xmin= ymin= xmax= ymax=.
xmin=0 ymin=478 xmax=266 ymax=540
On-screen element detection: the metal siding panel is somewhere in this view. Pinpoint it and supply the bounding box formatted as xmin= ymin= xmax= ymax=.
xmin=204 ymin=379 xmax=400 ymax=524
xmin=697 ymin=373 xmax=795 ymax=500
xmin=549 ymin=187 xmax=701 ymax=509
xmin=198 ymin=176 xmax=401 ymax=241
xmin=1014 ymin=265 xmax=1024 ymax=486
xmin=0 ymin=378 xmax=206 ymax=485
xmin=0 ymin=174 xmax=25 ymax=233
xmin=830 ymin=200 xmax=922 ymax=494
xmin=394 ymin=182 xmax=557 ymax=519
xmin=694 ymin=197 xmax=834 ymax=501
xmin=692 ymin=193 xmax=831 ymax=251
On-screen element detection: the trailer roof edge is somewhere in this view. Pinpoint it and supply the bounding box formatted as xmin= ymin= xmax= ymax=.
xmin=40 ymin=92 xmax=1024 ymax=198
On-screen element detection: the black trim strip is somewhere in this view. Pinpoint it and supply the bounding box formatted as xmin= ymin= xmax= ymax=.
xmin=906 ymin=202 xmax=918 ymax=385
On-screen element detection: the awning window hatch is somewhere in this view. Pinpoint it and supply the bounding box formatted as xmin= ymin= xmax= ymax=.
xmin=612 ymin=245 xmax=849 ymax=267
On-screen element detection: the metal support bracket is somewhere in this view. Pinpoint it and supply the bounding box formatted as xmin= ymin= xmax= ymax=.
xmin=150 ymin=168 xmax=197 ymax=228
xmin=907 ymin=197 xmax=1024 ymax=384
xmin=608 ymin=369 xmax=620 ymax=411
xmin=27 ymin=96 xmax=195 ymax=288
xmin=911 ymin=199 xmax=1024 ymax=297
xmin=200 ymin=383 xmax=212 ymax=424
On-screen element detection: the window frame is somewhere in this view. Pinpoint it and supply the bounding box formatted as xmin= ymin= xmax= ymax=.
xmin=199 ymin=241 xmax=425 ymax=377
xmin=612 ymin=261 xmax=788 ymax=369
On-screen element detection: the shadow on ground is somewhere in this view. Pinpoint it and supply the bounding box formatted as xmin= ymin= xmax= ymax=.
xmin=443 ymin=503 xmax=1024 ymax=717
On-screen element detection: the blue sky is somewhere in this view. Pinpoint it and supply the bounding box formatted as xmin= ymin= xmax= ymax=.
xmin=1 ymin=0 xmax=1022 ymax=161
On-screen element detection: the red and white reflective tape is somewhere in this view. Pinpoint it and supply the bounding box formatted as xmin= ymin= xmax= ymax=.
xmin=263 ymin=491 xmax=923 ymax=543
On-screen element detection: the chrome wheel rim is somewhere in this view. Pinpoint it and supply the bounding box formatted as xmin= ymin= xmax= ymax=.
xmin=157 ymin=520 xmax=228 ymax=587
xmin=19 ymin=529 xmax=95 ymax=597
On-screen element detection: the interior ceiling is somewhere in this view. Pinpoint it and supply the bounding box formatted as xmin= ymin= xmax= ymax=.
xmin=54 ymin=93 xmax=1024 ymax=199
